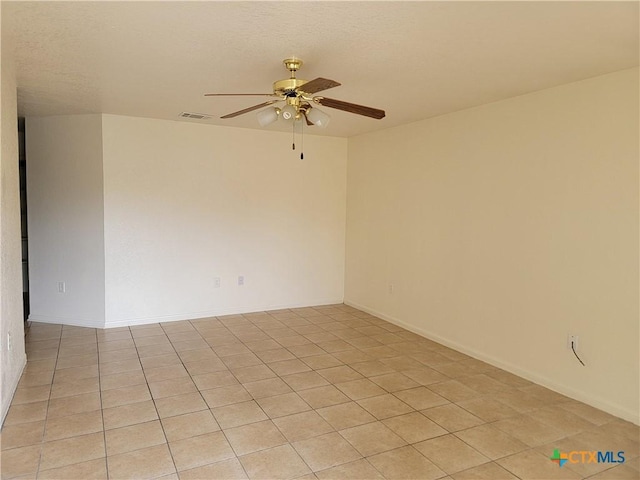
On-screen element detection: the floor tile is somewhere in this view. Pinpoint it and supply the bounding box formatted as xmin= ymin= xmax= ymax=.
xmin=3 ymin=401 xmax=48 ymax=426
xmin=201 ymin=384 xmax=252 ymax=408
xmin=422 ymin=403 xmax=485 ymax=432
xmin=133 ymin=334 xmax=171 ymax=348
xmin=148 ymin=377 xmax=198 ymax=399
xmin=454 ymin=424 xmax=529 ymax=460
xmin=287 ymin=344 xmax=327 ymax=358
xmin=100 ymin=370 xmax=146 ymax=391
xmin=456 ymin=396 xmax=521 ymax=422
xmin=357 ymin=393 xmax=414 ymax=420
xmin=348 ymin=360 xmax=395 ymax=377
xmin=382 ymin=411 xmax=448 ymax=443
xmin=101 ymin=384 xmax=151 ymax=409
xmin=493 ymin=388 xmax=548 ymax=413
xmin=39 ymin=431 xmax=105 ymax=471
xmin=496 ymin=449 xmax=582 ymax=479
xmin=50 ymin=376 xmax=100 ymax=399
xmin=318 ymin=365 xmax=363 ymax=383
xmin=257 ymin=392 xmax=311 ymax=418
xmin=317 ymin=401 xmax=377 ymax=430
xmin=225 ymin=419 xmax=288 ymax=456
xmin=107 ymin=443 xmax=176 ymax=480
xmin=586 ymin=465 xmax=640 ymax=479
xmin=142 ymin=364 xmax=189 ymax=383
xmin=335 ymin=378 xmax=386 ymax=400
xmin=367 ymin=445 xmax=446 ymax=480
xmin=179 ymin=458 xmax=248 ymax=480
xmin=0 ymin=443 xmax=42 ymax=478
xmin=242 ymin=377 xmax=293 ymax=399
xmin=297 ymin=385 xmax=350 ymax=409
xmin=136 ymin=343 xmax=176 ymax=358
xmin=222 ymin=353 xmax=263 ymax=369
xmin=231 ymin=364 xmax=277 ymax=383
xmin=414 ymin=434 xmax=490 ymax=474
xmin=105 ymin=419 xmax=166 ymax=456
xmin=102 ymin=399 xmax=159 ymax=430
xmin=99 ymin=338 xmax=136 ymax=352
xmin=256 ymin=348 xmax=296 ymax=363
xmin=44 ymin=410 xmax=103 ymax=441
xmin=428 ymin=380 xmax=479 ymax=402
xmin=491 ymin=414 xmax=567 ymax=447
xmin=559 ymin=401 xmax=617 ymax=426
xmin=301 ymin=354 xmax=344 ymax=370
xmin=169 ymin=431 xmax=235 ymax=471
xmin=177 ymin=347 xmax=220 ymax=364
xmin=239 ymin=443 xmax=311 ymax=480
xmin=393 ymin=386 xmax=450 ymax=410
xmin=211 ymin=400 xmax=269 ymax=429
xmin=531 ymin=405 xmax=599 ymax=437
xmin=52 ymin=364 xmax=98 ymax=382
xmin=154 ymin=392 xmax=208 ymax=418
xmin=99 ymin=358 xmax=143 ymax=376
xmin=183 ymin=358 xmax=228 ymax=375
xmin=160 ymin=409 xmax=220 ymax=442
xmin=0 ymin=420 xmax=45 ymax=450
xmin=268 ymin=359 xmax=312 ymax=376
xmin=38 ymin=458 xmax=108 ymax=480
xmin=292 ymin=432 xmax=361 ymax=472
xmin=9 ymin=385 xmax=51 ymax=405
xmin=282 ymin=371 xmax=330 ymax=391
xmin=315 ymin=458 xmax=384 ymax=480
xmin=273 ymin=410 xmax=334 ymax=442
xmin=401 ymin=367 xmax=449 ymax=385
xmin=339 ymin=421 xmax=406 ymax=456
xmin=13 ymin=306 xmax=640 ymax=480
xmin=139 ymin=353 xmax=182 ymax=370
xmin=48 ymin=392 xmax=101 ymax=418
xmin=450 ymin=461 xmax=519 ymax=479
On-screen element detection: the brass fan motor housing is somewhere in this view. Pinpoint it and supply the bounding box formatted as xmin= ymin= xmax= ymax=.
xmin=274 ymin=58 xmax=309 ymax=96
xmin=272 ymin=78 xmax=308 ymax=96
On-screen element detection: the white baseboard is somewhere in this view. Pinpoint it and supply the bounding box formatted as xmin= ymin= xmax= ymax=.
xmin=28 ymin=314 xmax=105 ymax=329
xmin=104 ymin=298 xmax=345 ymax=328
xmin=1 ymin=353 xmax=27 ymax=427
xmin=345 ymin=300 xmax=639 ymax=426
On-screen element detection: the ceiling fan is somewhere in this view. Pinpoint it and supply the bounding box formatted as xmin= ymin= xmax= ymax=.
xmin=205 ymin=58 xmax=385 ymax=128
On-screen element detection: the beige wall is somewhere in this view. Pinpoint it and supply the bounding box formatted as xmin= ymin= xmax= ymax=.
xmin=0 ymin=30 xmax=27 ymax=423
xmin=26 ymin=115 xmax=106 ymax=327
xmin=101 ymin=115 xmax=348 ymax=326
xmin=345 ymin=68 xmax=639 ymax=423
xmin=24 ymin=114 xmax=347 ymax=328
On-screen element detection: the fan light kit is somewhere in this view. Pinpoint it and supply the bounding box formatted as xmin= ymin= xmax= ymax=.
xmin=205 ymin=58 xmax=385 ymax=158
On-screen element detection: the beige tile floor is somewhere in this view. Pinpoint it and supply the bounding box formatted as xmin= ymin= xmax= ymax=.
xmin=1 ymin=304 xmax=638 ymax=479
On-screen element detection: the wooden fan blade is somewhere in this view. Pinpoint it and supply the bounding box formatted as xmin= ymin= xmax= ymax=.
xmin=221 ymin=100 xmax=279 ymax=119
xmin=314 ymin=97 xmax=385 ymax=119
xmin=298 ymin=78 xmax=341 ymax=95
xmin=205 ymin=93 xmax=277 ymax=97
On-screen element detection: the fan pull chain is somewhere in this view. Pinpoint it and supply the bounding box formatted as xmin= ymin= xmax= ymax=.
xmin=300 ymin=119 xmax=304 ymax=160
xmin=292 ymin=122 xmax=295 ymax=151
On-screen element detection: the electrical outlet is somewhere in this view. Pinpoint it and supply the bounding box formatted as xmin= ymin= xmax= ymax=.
xmin=238 ymin=276 xmax=244 ymax=286
xmin=58 ymin=282 xmax=66 ymax=293
xmin=7 ymin=332 xmax=12 ymax=351
xmin=214 ymin=277 xmax=221 ymax=288
xmin=567 ymin=334 xmax=579 ymax=351
xmin=388 ymin=283 xmax=394 ymax=294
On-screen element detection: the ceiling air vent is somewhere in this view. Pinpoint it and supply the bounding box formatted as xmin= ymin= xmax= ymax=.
xmin=179 ymin=112 xmax=212 ymax=120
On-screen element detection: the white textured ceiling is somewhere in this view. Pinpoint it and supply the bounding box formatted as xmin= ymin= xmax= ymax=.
xmin=2 ymin=1 xmax=638 ymax=138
